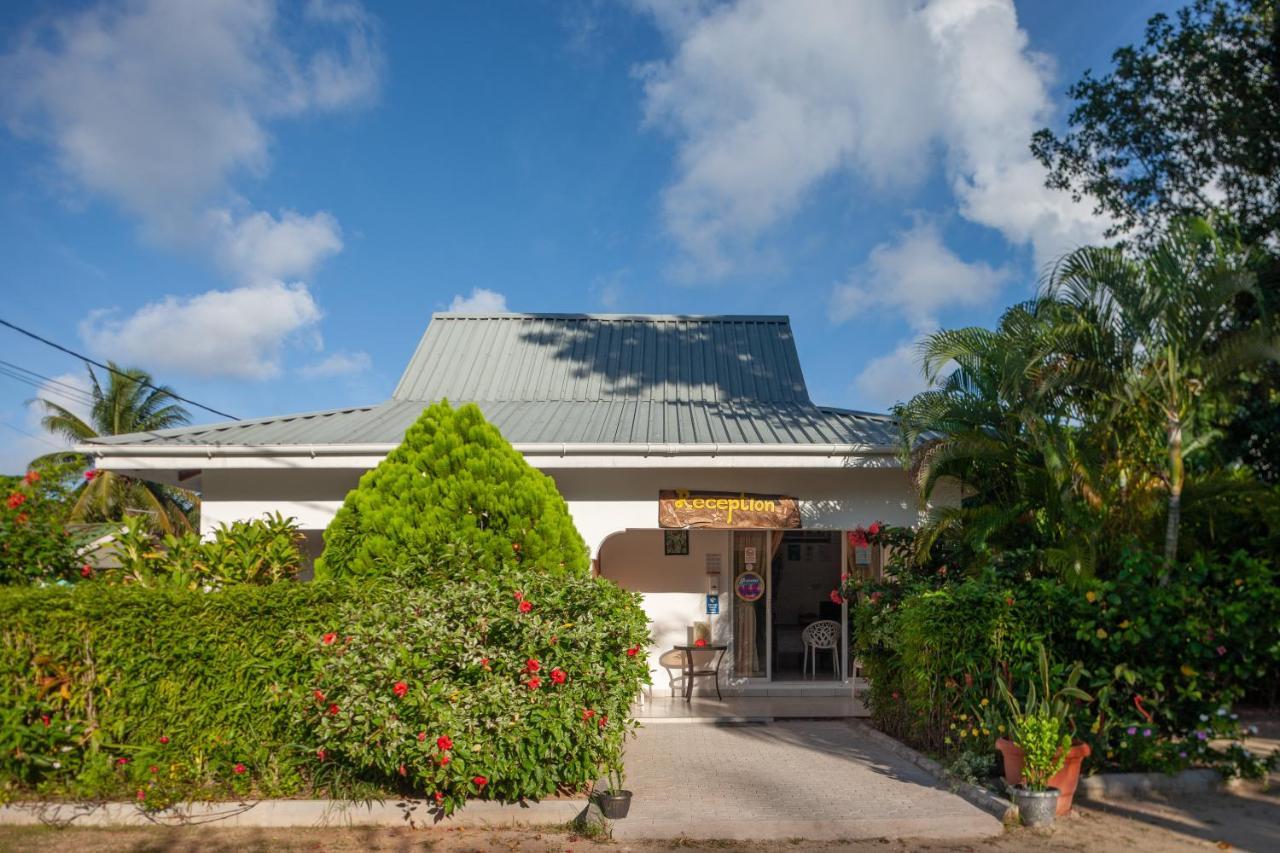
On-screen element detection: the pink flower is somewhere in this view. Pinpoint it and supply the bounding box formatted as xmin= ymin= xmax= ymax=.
xmin=158 ymin=735 xmax=169 ymax=745
xmin=233 ymin=763 xmax=246 ymax=774
xmin=137 ymin=790 xmax=145 ymax=800
xmin=116 ymin=757 xmax=129 ymax=766
xmin=513 ymin=591 xmax=524 ymax=601
xmin=418 ymin=731 xmax=427 ymax=742
xmin=149 ymin=765 xmax=158 ymax=774
xmin=1216 ymin=646 xmax=1227 ymax=656
xmin=393 ymin=680 xmax=408 ymax=698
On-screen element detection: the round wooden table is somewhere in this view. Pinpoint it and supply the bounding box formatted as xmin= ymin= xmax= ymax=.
xmin=672 ymin=643 xmax=728 ymax=701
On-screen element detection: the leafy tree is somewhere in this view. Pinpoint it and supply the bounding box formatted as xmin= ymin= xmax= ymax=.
xmin=1047 ymin=218 xmax=1278 ymax=565
xmin=1031 ymin=0 xmax=1280 ymax=246
xmin=317 ymin=401 xmax=588 ymax=580
xmin=35 ymin=362 xmax=196 ymax=533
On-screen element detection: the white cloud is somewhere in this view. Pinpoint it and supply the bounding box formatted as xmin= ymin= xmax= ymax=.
xmin=298 ymin=350 xmax=372 ymax=379
xmin=447 ymin=288 xmax=510 ymax=313
xmin=852 ymin=337 xmax=933 ymax=411
xmin=2 ymin=0 xmax=380 ymax=381
xmin=1 ymin=0 xmax=381 ymax=237
xmin=637 ymin=0 xmax=1109 ymax=278
xmin=80 ymin=283 xmax=323 ymax=380
xmin=830 ymin=222 xmax=1008 ymax=331
xmin=209 ymin=208 xmax=344 ymax=285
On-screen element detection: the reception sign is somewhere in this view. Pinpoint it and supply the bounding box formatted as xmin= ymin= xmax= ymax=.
xmin=658 ymin=489 xmax=801 ymax=529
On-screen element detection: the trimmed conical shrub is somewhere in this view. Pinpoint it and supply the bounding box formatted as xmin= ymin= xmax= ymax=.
xmin=316 ymin=401 xmax=588 ymax=580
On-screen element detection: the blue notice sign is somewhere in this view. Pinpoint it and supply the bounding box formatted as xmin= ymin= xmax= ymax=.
xmin=706 ymin=593 xmax=720 ymax=615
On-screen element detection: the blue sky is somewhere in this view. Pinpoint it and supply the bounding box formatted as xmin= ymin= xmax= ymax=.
xmin=0 ymin=0 xmax=1173 ymax=473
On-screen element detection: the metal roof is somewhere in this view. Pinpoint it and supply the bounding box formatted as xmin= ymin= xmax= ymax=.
xmin=85 ymin=314 xmax=900 ymax=451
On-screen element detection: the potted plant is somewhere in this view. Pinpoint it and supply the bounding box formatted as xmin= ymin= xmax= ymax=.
xmin=1007 ymin=709 xmax=1070 ymax=827
xmin=595 ymin=763 xmax=632 ymax=819
xmin=995 ymin=643 xmax=1093 ymax=818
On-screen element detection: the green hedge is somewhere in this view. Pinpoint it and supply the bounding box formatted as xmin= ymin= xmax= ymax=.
xmin=853 ymin=550 xmax=1280 ymax=776
xmin=0 ymin=569 xmax=649 ymax=810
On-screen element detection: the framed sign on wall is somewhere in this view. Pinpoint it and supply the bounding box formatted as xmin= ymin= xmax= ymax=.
xmin=664 ymin=529 xmax=690 ymax=555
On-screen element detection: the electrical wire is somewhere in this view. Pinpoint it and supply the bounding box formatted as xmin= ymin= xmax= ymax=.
xmin=0 ymin=317 xmax=239 ymax=420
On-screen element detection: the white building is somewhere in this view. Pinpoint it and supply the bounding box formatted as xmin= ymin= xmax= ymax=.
xmin=83 ymin=314 xmax=953 ymax=697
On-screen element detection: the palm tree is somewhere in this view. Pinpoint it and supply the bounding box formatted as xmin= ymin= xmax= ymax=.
xmin=1046 ymin=218 xmax=1279 ymax=566
xmin=35 ymin=362 xmax=197 ymax=534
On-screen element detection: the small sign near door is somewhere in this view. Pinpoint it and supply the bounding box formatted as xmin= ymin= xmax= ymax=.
xmin=706 ymin=593 xmax=720 ymax=615
xmin=659 ymin=489 xmax=802 ymax=529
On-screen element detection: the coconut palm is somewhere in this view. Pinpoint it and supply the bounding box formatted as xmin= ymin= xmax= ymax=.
xmin=34 ymin=362 xmax=197 ymax=533
xmin=1046 ymin=218 xmax=1279 ymax=566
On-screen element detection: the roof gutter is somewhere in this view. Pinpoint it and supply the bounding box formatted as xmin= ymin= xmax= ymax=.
xmin=77 ymin=441 xmax=900 ymax=459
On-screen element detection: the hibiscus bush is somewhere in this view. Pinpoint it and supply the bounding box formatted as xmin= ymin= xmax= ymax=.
xmin=0 ymin=562 xmax=648 ymax=809
xmin=318 ymin=401 xmax=589 ymax=580
xmin=0 ymin=462 xmax=85 ymax=586
xmin=307 ymin=565 xmax=649 ymax=813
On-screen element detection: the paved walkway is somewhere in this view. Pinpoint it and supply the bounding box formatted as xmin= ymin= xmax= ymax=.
xmin=615 ymin=720 xmax=1002 ymax=841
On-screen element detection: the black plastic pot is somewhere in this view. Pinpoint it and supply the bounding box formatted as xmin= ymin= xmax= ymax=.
xmin=596 ymin=790 xmax=632 ymax=819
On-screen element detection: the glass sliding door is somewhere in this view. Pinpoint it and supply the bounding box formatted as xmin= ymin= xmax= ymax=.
xmin=731 ymin=531 xmax=769 ymax=678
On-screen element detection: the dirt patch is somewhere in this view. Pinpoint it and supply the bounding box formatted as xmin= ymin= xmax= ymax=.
xmin=1 ymin=782 xmax=1276 ymax=853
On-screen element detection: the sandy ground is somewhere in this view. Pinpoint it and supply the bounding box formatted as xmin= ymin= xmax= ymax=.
xmin=0 ymin=779 xmax=1276 ymax=853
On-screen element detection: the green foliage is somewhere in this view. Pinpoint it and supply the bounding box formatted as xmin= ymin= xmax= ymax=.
xmin=33 ymin=361 xmax=196 ymax=535
xmin=308 ymin=564 xmax=648 ymax=813
xmin=1013 ymin=712 xmax=1069 ymax=791
xmin=99 ymin=513 xmax=305 ymax=589
xmin=1031 ymin=0 xmax=1280 ymax=246
xmin=995 ymin=643 xmax=1092 ymax=738
xmin=0 ymin=560 xmax=649 ymax=811
xmin=317 ymin=401 xmax=588 ymax=581
xmin=0 ymin=462 xmax=85 ymax=585
xmin=851 ymin=549 xmax=1280 ymax=778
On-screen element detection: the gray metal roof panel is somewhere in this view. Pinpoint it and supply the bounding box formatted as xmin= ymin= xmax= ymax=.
xmin=392 ymin=313 xmax=811 ymax=404
xmin=84 ymin=400 xmax=901 ymax=449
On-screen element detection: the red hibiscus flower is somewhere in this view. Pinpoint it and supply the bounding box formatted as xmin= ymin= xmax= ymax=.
xmin=84 ymin=470 xmax=97 ymax=481
xmin=829 ymin=590 xmax=845 ymax=605
xmin=513 ymin=590 xmax=524 ymax=601
xmin=328 ymin=703 xmax=340 ymax=715
xmin=550 ymin=668 xmax=566 ymax=685
xmin=868 ymin=521 xmax=882 ymax=536
xmin=582 ymin=708 xmax=595 ymax=720
xmin=598 ymin=715 xmax=608 ymax=729
xmin=439 ymin=755 xmax=450 ymax=766
xmin=518 ymin=600 xmax=532 ymax=613
xmin=233 ymin=763 xmax=246 ymax=774
xmin=626 ymin=646 xmax=639 ymax=657
xmin=525 ymin=658 xmax=541 ymax=673
xmin=436 ymin=735 xmax=453 ymax=751
xmin=434 ymin=792 xmax=444 ymax=804
xmin=137 ymin=790 xmax=145 ymax=800
xmin=398 ymin=764 xmax=407 ymax=776
xmin=393 ymin=680 xmax=408 ymax=698
xmin=417 ymin=731 xmax=427 ymax=742
xmin=6 ymin=492 xmax=25 ymax=510
xmin=473 ymin=776 xmax=487 ymax=787
xmin=40 ymin=715 xmax=49 ymax=726
xmin=14 ymin=512 xmax=27 ymax=525
xmin=480 ymin=657 xmax=490 ymax=669
xmin=159 ymin=735 xmax=169 ymax=745
xmin=117 ymin=757 xmax=129 ymax=766
xmin=316 ymin=748 xmax=327 ymax=761
xmin=527 ymin=676 xmax=542 ymax=690
xmin=313 ymin=689 xmax=326 ymax=702
xmin=321 ymin=632 xmax=338 ymax=646
xmin=694 ymin=638 xmax=707 ymax=647
xmin=149 ymin=765 xmax=158 ymax=774
xmin=848 ymin=529 xmax=868 ymax=548
xmin=81 ymin=564 xmax=93 ymax=578
xmin=22 ymin=471 xmax=39 ymax=485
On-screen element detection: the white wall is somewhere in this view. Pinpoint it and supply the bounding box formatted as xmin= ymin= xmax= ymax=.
xmin=598 ymin=529 xmax=732 ymax=692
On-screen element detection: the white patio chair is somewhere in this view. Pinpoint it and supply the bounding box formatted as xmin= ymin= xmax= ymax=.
xmin=801 ymin=620 xmax=841 ymax=679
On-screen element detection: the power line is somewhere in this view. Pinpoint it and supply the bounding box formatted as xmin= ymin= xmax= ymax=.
xmin=0 ymin=317 xmax=239 ymax=421
xmin=0 ymin=360 xmax=98 ymax=406
xmin=0 ymin=419 xmax=67 ymax=451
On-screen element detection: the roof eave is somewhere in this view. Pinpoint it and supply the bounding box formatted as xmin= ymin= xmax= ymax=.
xmin=77 ymin=441 xmax=900 ymax=458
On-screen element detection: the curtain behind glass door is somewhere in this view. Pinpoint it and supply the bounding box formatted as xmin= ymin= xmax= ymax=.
xmin=732 ymin=531 xmax=768 ymax=678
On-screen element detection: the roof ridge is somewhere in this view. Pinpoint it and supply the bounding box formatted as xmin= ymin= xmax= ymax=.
xmin=430 ymin=312 xmax=792 ymax=322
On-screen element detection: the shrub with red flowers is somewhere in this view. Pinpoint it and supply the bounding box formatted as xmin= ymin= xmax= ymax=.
xmin=305 ymin=565 xmax=649 ymax=814
xmin=0 ymin=461 xmax=84 ymax=585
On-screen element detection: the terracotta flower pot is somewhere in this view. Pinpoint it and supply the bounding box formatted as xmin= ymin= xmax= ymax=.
xmin=995 ymin=737 xmax=1091 ymax=816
